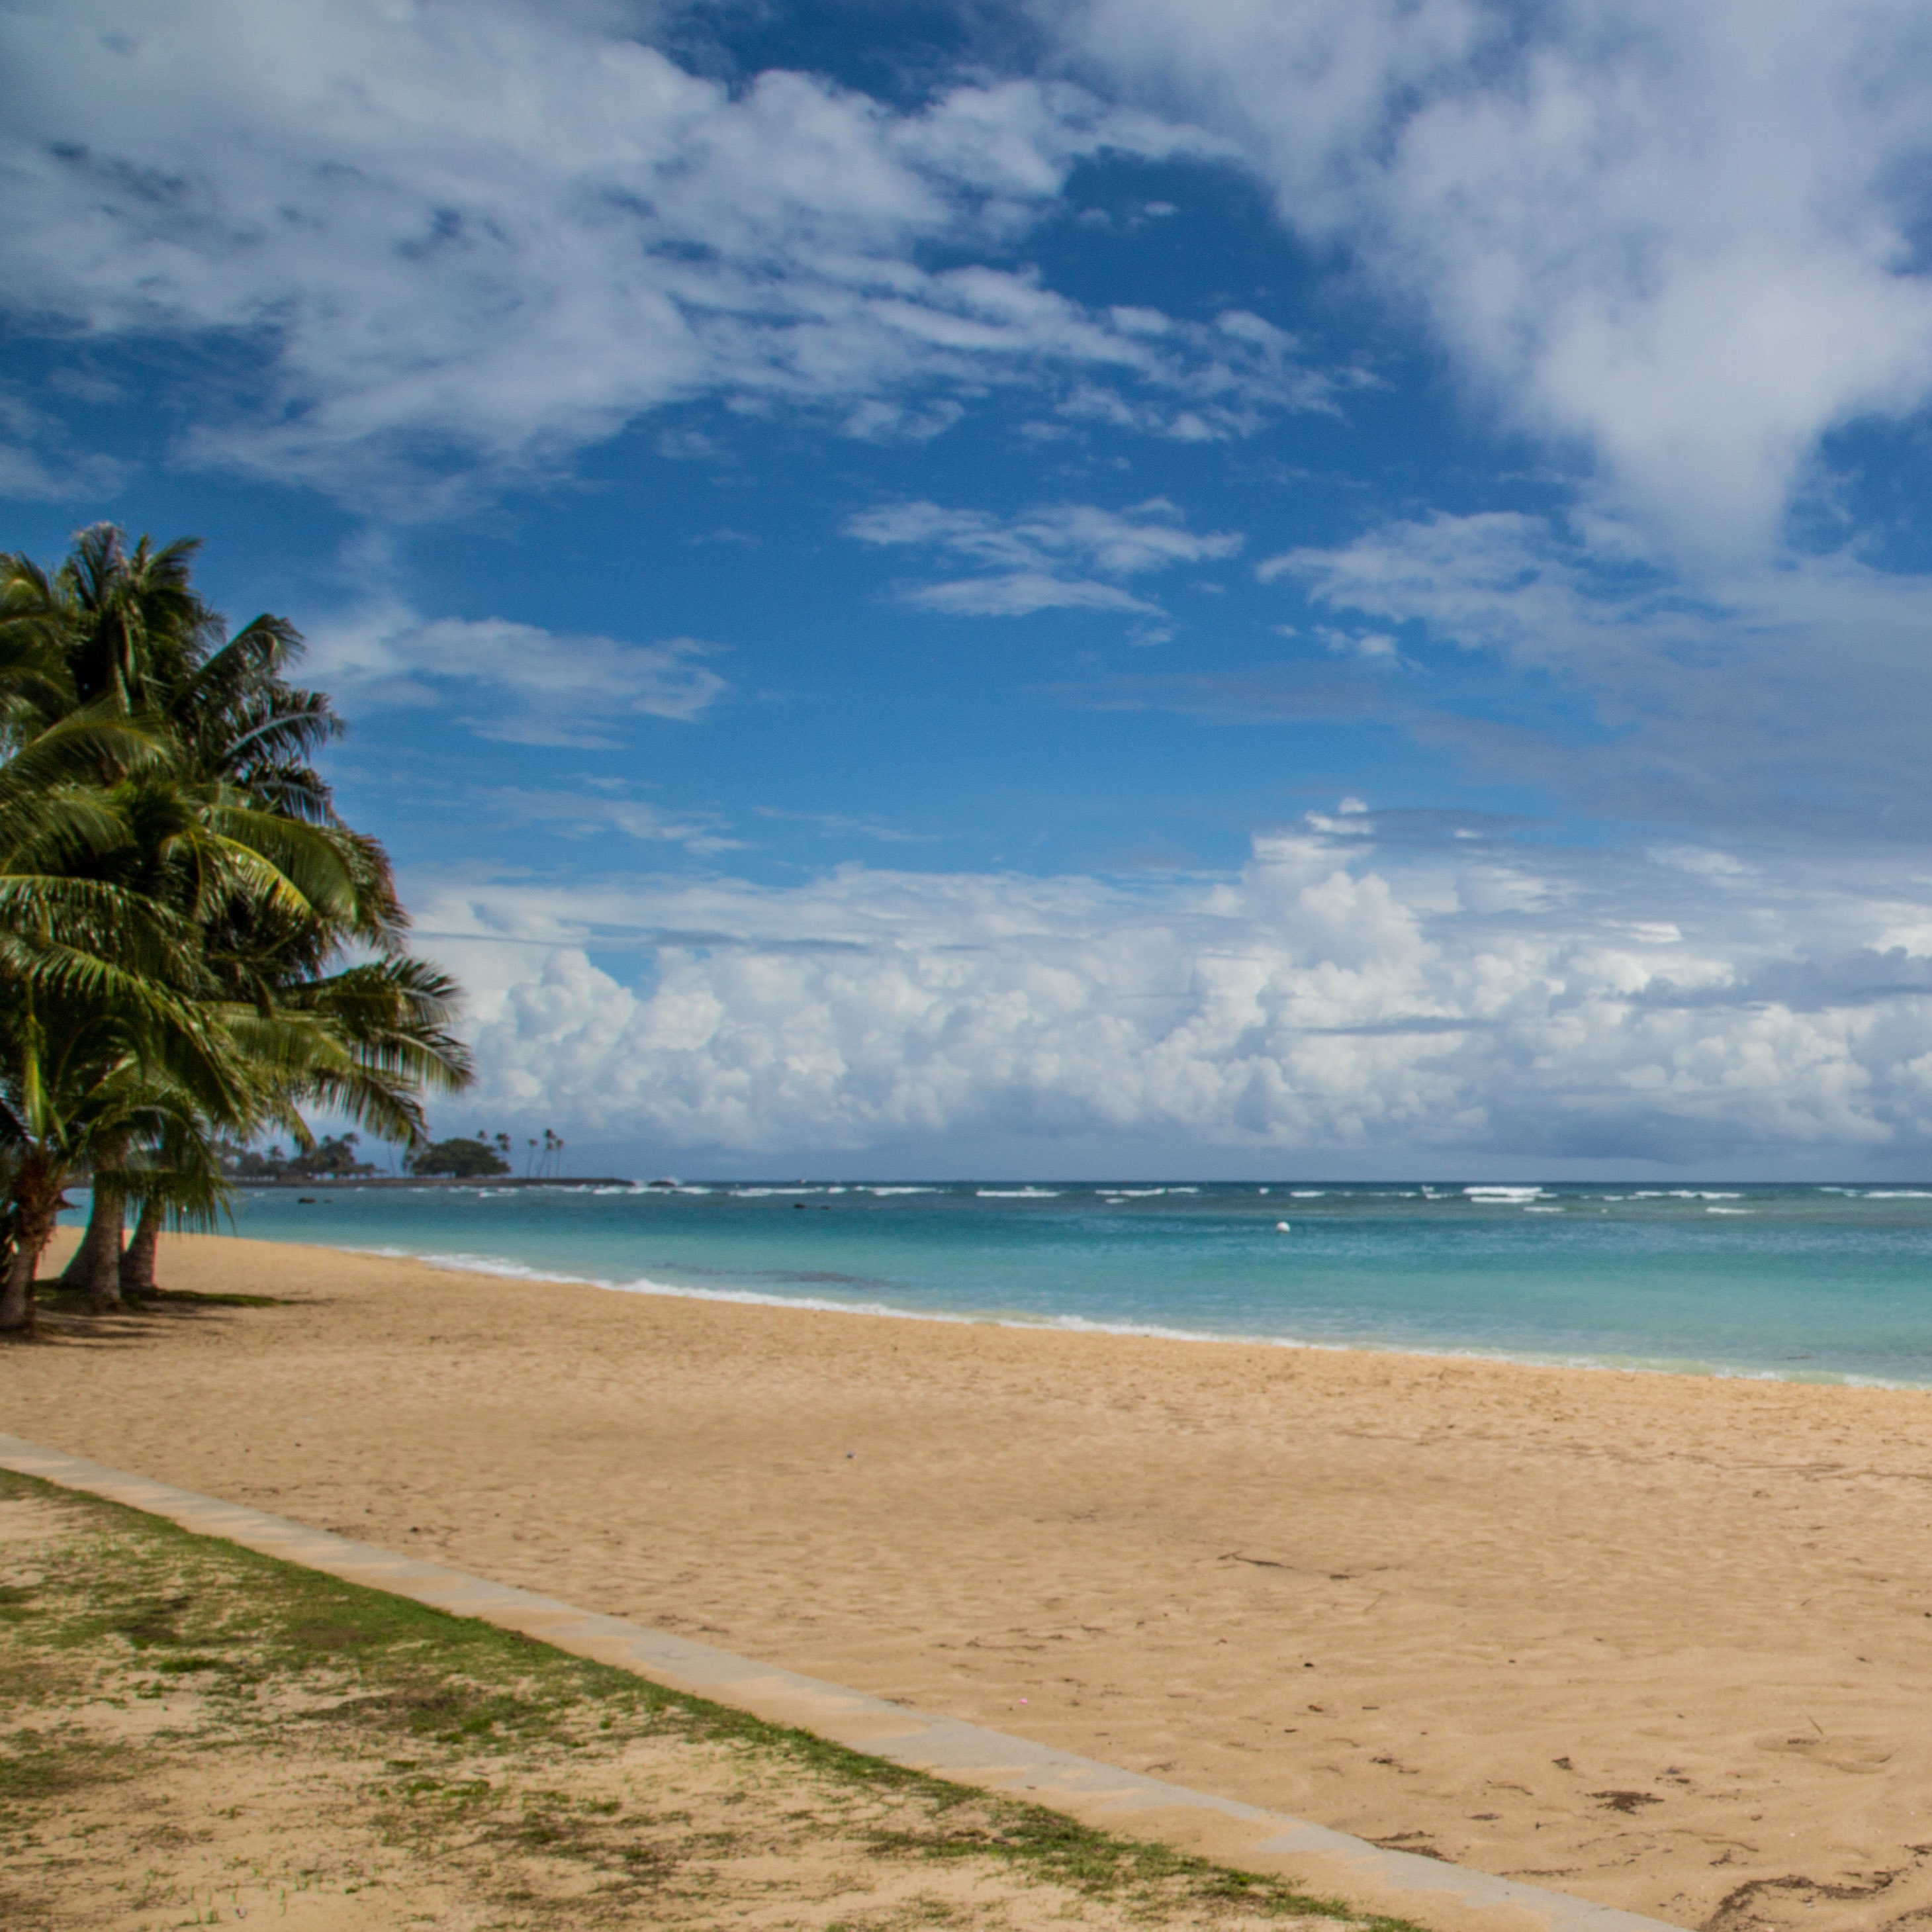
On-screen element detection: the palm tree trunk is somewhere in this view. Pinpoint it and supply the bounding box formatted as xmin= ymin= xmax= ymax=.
xmin=66 ymin=1172 xmax=127 ymax=1312
xmin=0 ymin=1247 xmax=34 ymax=1336
xmin=120 ymin=1199 xmax=161 ymax=1301
xmin=0 ymin=1154 xmax=64 ymax=1336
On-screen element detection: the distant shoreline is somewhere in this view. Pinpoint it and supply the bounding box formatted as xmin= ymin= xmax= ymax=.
xmin=226 ymin=1175 xmax=637 ymax=1190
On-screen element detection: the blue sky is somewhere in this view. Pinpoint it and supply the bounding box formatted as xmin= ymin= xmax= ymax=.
xmin=14 ymin=0 xmax=1932 ymax=1177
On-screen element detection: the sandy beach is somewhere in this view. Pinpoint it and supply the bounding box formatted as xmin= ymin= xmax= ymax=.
xmin=9 ymin=1233 xmax=1932 ymax=1932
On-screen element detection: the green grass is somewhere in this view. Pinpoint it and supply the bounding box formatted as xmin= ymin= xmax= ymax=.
xmin=0 ymin=1468 xmax=1438 ymax=1932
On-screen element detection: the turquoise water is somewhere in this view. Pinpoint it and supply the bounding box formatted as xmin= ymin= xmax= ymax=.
xmin=103 ymin=1179 xmax=1932 ymax=1386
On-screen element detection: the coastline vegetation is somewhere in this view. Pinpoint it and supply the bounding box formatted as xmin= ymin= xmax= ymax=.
xmin=222 ymin=1128 xmax=383 ymax=1179
xmin=409 ymin=1130 xmax=515 ymax=1177
xmin=219 ymin=1125 xmax=569 ymax=1178
xmin=0 ymin=524 xmax=473 ymax=1334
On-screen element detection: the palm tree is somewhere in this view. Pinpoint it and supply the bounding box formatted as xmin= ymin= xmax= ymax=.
xmin=0 ymin=872 xmax=250 ymax=1329
xmin=0 ymin=527 xmax=472 ymax=1325
xmin=2 ymin=1001 xmax=246 ymax=1325
xmin=36 ymin=713 xmax=383 ymax=1303
xmin=0 ymin=676 xmax=209 ymax=1326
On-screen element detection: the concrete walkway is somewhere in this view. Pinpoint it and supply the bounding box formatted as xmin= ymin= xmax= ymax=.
xmin=0 ymin=1432 xmax=1684 ymax=1932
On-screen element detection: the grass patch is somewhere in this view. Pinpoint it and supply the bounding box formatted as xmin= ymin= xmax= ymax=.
xmin=0 ymin=1469 xmax=1436 ymax=1932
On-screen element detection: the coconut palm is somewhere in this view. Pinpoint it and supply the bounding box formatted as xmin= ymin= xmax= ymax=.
xmin=0 ymin=527 xmax=471 ymax=1325
xmin=0 ymin=723 xmax=338 ymax=1322
xmin=42 ymin=763 xmax=379 ymax=1310
xmin=0 ymin=899 xmax=251 ymax=1329
xmin=5 ymin=1029 xmax=242 ymax=1324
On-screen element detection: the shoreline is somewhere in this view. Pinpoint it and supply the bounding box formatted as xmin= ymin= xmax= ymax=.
xmin=13 ymin=1230 xmax=1932 ymax=1930
xmin=185 ymin=1177 xmax=1932 ymax=1392
xmin=225 ymin=1173 xmax=637 ymax=1189
xmin=314 ymin=1231 xmax=1932 ymax=1393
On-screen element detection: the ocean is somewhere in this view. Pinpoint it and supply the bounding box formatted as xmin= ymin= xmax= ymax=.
xmin=93 ymin=1177 xmax=1932 ymax=1387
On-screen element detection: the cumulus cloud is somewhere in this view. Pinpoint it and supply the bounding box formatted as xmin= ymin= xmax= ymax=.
xmin=1048 ymin=0 xmax=1932 ymax=559
xmin=848 ymin=496 xmax=1241 ymax=616
xmin=0 ymin=0 xmax=1328 ymax=505
xmin=404 ymin=825 xmax=1932 ymax=1164
xmin=305 ymin=602 xmax=727 ymax=747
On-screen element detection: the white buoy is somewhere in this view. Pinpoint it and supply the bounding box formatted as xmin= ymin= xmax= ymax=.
xmin=1275 ymin=1220 xmax=1291 ymax=1232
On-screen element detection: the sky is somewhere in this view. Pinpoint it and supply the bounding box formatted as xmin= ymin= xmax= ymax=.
xmin=13 ymin=1 xmax=1932 ymax=1178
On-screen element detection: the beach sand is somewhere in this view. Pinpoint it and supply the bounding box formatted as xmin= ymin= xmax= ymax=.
xmin=10 ymin=1232 xmax=1932 ymax=1932
xmin=3 ymin=1474 xmax=1369 ymax=1932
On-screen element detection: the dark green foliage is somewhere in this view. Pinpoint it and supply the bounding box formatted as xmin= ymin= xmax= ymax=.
xmin=226 ymin=1130 xmax=377 ymax=1178
xmin=0 ymin=528 xmax=473 ymax=1326
xmin=408 ymin=1134 xmax=512 ymax=1177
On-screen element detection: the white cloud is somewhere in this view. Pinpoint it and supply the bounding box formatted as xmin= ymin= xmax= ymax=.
xmin=405 ymin=827 xmax=1932 ymax=1164
xmin=849 ymin=496 xmax=1241 ymax=618
xmin=1259 ymin=509 xmax=1682 ymax=673
xmin=1050 ymin=0 xmax=1932 ymax=559
xmin=305 ymin=601 xmax=727 ymax=747
xmin=1260 ymin=508 xmax=1932 ymax=836
xmin=905 ymin=573 xmax=1159 ymax=618
xmin=753 ymin=808 xmax=941 ymax=845
xmin=491 ymin=789 xmax=742 ymax=856
xmin=1316 ymin=625 xmax=1401 ymax=665
xmin=0 ymin=0 xmax=1325 ymax=505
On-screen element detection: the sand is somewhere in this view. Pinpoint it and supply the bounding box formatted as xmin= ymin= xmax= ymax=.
xmin=4 ymin=1475 xmax=1354 ymax=1932
xmin=9 ymin=1232 xmax=1932 ymax=1932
